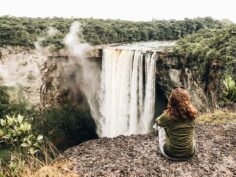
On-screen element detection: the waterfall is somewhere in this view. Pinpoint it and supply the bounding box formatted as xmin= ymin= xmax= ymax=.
xmin=99 ymin=48 xmax=157 ymax=137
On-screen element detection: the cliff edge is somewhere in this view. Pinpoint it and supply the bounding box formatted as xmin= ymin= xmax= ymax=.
xmin=61 ymin=124 xmax=235 ymax=177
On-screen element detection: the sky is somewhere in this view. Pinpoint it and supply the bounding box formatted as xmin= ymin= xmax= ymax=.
xmin=0 ymin=0 xmax=235 ymax=22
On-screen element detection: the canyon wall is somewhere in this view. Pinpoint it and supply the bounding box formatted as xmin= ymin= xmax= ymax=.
xmin=0 ymin=46 xmax=48 ymax=106
xmin=0 ymin=43 xmax=211 ymax=136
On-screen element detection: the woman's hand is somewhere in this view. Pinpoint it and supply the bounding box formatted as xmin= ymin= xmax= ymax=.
xmin=153 ymin=123 xmax=158 ymax=131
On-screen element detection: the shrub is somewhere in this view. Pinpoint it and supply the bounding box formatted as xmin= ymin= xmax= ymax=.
xmin=0 ymin=140 xmax=59 ymax=177
xmin=0 ymin=114 xmax=60 ymax=177
xmin=0 ymin=86 xmax=98 ymax=151
xmin=0 ymin=114 xmax=43 ymax=155
xmin=222 ymin=75 xmax=236 ymax=104
xmin=0 ymin=87 xmax=98 ymax=175
xmin=0 ymin=114 xmax=54 ymax=177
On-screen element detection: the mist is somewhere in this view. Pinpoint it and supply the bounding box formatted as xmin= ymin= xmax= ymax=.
xmin=62 ymin=21 xmax=101 ymax=126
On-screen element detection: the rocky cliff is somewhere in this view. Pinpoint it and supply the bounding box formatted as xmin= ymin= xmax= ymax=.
xmin=0 ymin=43 xmax=214 ymax=112
xmin=74 ymin=45 xmax=209 ymax=113
xmin=0 ymin=46 xmax=48 ymax=106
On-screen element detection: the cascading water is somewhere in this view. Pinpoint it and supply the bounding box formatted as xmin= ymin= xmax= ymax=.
xmin=99 ymin=48 xmax=157 ymax=137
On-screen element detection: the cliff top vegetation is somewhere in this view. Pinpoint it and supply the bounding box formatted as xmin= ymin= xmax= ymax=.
xmin=0 ymin=16 xmax=226 ymax=49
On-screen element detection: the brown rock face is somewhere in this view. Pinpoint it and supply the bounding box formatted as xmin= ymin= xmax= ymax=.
xmin=0 ymin=45 xmax=218 ymax=113
xmin=40 ymin=48 xmax=210 ymax=113
xmin=0 ymin=46 xmax=48 ymax=106
xmin=154 ymin=52 xmax=209 ymax=112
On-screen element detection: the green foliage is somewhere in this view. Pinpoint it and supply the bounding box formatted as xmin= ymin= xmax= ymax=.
xmin=0 ymin=114 xmax=53 ymax=177
xmin=175 ymin=25 xmax=236 ymax=66
xmin=0 ymin=140 xmax=59 ymax=177
xmin=222 ymin=75 xmax=236 ymax=104
xmin=0 ymin=86 xmax=97 ymax=151
xmin=0 ymin=151 xmax=26 ymax=177
xmin=0 ymin=88 xmax=95 ymax=176
xmin=0 ymin=114 xmax=43 ymax=155
xmin=35 ymin=103 xmax=98 ymax=150
xmin=0 ymin=16 xmax=225 ymax=48
xmin=175 ymin=25 xmax=236 ymax=104
xmin=0 ymin=86 xmax=35 ymax=121
xmin=0 ymin=86 xmax=10 ymax=118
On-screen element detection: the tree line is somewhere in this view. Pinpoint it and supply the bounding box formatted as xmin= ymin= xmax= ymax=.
xmin=0 ymin=16 xmax=226 ymax=49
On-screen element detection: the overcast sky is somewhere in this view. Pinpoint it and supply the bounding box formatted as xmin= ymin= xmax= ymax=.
xmin=1 ymin=0 xmax=235 ymax=22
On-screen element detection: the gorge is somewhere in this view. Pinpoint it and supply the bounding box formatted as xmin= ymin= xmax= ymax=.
xmin=0 ymin=40 xmax=209 ymax=138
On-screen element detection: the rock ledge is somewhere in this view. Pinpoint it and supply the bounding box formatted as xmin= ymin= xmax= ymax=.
xmin=64 ymin=125 xmax=235 ymax=177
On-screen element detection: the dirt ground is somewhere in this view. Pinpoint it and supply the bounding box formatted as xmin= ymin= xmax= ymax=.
xmin=63 ymin=124 xmax=236 ymax=177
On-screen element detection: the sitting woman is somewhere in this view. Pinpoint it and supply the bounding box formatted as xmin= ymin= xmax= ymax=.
xmin=155 ymin=87 xmax=198 ymax=160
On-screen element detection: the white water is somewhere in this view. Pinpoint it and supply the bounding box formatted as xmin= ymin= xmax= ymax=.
xmin=99 ymin=48 xmax=157 ymax=137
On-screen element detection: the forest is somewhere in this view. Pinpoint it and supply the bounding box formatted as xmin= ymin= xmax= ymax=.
xmin=0 ymin=16 xmax=225 ymax=48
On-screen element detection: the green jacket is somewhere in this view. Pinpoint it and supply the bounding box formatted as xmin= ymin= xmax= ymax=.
xmin=155 ymin=112 xmax=195 ymax=159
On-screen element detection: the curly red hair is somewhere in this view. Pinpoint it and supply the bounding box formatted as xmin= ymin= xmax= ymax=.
xmin=167 ymin=88 xmax=198 ymax=120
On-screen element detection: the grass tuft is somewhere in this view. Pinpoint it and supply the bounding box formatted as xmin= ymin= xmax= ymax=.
xmin=197 ymin=110 xmax=236 ymax=125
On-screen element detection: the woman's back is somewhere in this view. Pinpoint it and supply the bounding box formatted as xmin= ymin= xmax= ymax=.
xmin=155 ymin=88 xmax=197 ymax=160
xmin=156 ymin=112 xmax=195 ymax=159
